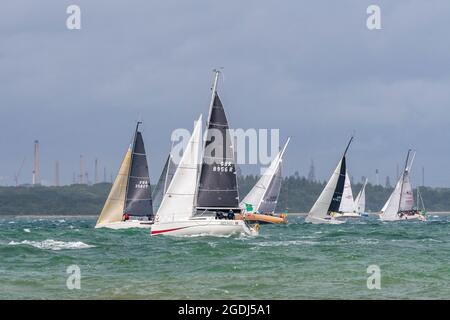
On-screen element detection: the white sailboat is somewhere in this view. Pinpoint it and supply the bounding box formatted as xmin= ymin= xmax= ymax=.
xmin=95 ymin=122 xmax=154 ymax=229
xmin=151 ymin=71 xmax=258 ymax=237
xmin=305 ymin=137 xmax=353 ymax=224
xmin=354 ymin=178 xmax=368 ymax=216
xmin=379 ymin=150 xmax=427 ymax=222
xmin=238 ymin=138 xmax=290 ymax=224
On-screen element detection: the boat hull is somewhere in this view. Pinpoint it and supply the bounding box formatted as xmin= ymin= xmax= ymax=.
xmin=95 ymin=220 xmax=153 ymax=230
xmin=305 ymin=215 xmax=345 ymax=225
xmin=379 ymin=213 xmax=427 ymax=222
xmin=333 ymin=212 xmax=361 ymax=220
xmin=151 ymin=219 xmax=258 ymax=237
xmin=235 ymin=213 xmax=288 ymax=224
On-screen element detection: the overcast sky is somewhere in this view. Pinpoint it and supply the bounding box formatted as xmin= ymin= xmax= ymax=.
xmin=1 ymin=1 xmax=449 ymax=187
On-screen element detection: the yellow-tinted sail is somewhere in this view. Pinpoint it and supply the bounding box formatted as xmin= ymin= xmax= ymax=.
xmin=95 ymin=148 xmax=132 ymax=226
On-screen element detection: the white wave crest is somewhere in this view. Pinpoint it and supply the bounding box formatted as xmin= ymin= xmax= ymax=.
xmin=8 ymin=239 xmax=95 ymax=251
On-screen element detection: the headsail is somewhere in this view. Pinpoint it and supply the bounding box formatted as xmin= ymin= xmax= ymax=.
xmin=240 ymin=138 xmax=290 ymax=213
xmin=96 ymin=148 xmax=132 ymax=226
xmin=380 ymin=149 xmax=416 ymax=220
xmin=306 ymin=137 xmax=352 ymax=222
xmin=339 ymin=172 xmax=355 ymax=213
xmin=124 ymin=123 xmax=153 ymax=218
xmin=152 ymin=152 xmax=176 ymax=213
xmin=196 ymin=71 xmax=239 ymax=212
xmin=354 ymin=178 xmax=368 ymax=214
xmin=156 ymin=115 xmax=202 ymax=223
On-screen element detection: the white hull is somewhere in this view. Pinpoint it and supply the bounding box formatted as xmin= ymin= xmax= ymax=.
xmin=95 ymin=220 xmax=153 ymax=230
xmin=151 ymin=218 xmax=258 ymax=237
xmin=379 ymin=213 xmax=427 ymax=222
xmin=305 ymin=216 xmax=345 ymax=225
xmin=333 ymin=212 xmax=361 ymax=219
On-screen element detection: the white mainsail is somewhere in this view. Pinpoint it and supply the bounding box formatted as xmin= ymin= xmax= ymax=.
xmin=306 ymin=158 xmax=343 ymax=221
xmin=354 ymin=178 xmax=367 ymax=214
xmin=240 ymin=138 xmax=290 ymax=213
xmin=400 ymin=171 xmax=414 ymax=211
xmin=339 ymin=172 xmax=355 ymax=213
xmin=96 ymin=148 xmax=132 ymax=226
xmin=155 ymin=115 xmax=202 ymax=223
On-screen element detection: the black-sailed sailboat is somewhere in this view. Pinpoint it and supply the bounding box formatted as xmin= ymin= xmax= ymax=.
xmin=95 ymin=122 xmax=153 ymax=229
xmin=305 ymin=137 xmax=353 ymax=224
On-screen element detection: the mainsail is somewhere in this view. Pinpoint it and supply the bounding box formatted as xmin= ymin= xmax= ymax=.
xmin=156 ymin=115 xmax=202 ymax=223
xmin=354 ymin=178 xmax=367 ymax=214
xmin=96 ymin=149 xmax=132 ymax=226
xmin=306 ymin=137 xmax=352 ymax=221
xmin=339 ymin=172 xmax=355 ymax=213
xmin=196 ymin=71 xmax=239 ymax=212
xmin=124 ymin=125 xmax=153 ymax=218
xmin=152 ymin=152 xmax=176 ymax=213
xmin=240 ymin=138 xmax=290 ymax=213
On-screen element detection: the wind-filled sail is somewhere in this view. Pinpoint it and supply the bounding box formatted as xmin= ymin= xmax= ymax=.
xmin=355 ymin=179 xmax=367 ymax=214
xmin=399 ymin=171 xmax=414 ymax=211
xmin=156 ymin=115 xmax=202 ymax=223
xmin=196 ymin=93 xmax=239 ymax=210
xmin=307 ymin=157 xmax=346 ymax=221
xmin=124 ymin=131 xmax=153 ymax=218
xmin=380 ymin=174 xmax=402 ymax=220
xmin=259 ymin=166 xmax=282 ymax=213
xmin=152 ymin=153 xmax=177 ymax=213
xmin=339 ymin=172 xmax=355 ymax=213
xmin=96 ymin=149 xmax=132 ymax=226
xmin=240 ymin=138 xmax=289 ymax=213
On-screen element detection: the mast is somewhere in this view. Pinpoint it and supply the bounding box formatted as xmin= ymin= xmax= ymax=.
xmin=398 ymin=149 xmax=411 ymax=213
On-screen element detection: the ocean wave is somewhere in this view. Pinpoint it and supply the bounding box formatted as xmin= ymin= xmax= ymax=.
xmin=8 ymin=239 xmax=95 ymax=251
xmin=23 ymin=229 xmax=31 ymax=233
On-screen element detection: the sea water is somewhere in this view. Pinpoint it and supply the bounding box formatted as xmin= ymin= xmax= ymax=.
xmin=0 ymin=215 xmax=448 ymax=299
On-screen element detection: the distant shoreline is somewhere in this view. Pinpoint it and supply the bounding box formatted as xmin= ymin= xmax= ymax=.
xmin=1 ymin=212 xmax=449 ymax=218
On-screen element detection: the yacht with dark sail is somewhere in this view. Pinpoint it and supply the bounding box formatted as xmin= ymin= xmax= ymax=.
xmin=151 ymin=71 xmax=258 ymax=236
xmin=95 ymin=122 xmax=153 ymax=229
xmin=305 ymin=137 xmax=353 ymax=224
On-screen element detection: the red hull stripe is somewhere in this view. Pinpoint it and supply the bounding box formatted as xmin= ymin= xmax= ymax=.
xmin=151 ymin=226 xmax=188 ymax=235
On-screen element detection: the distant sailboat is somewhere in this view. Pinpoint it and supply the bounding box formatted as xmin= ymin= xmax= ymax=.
xmin=152 ymin=151 xmax=176 ymax=213
xmin=152 ymin=71 xmax=258 ymax=236
xmin=379 ymin=150 xmax=426 ymax=222
xmin=95 ymin=122 xmax=153 ymax=229
xmin=305 ymin=137 xmax=353 ymax=224
xmin=238 ymin=138 xmax=290 ymax=224
xmin=354 ymin=178 xmax=368 ymax=216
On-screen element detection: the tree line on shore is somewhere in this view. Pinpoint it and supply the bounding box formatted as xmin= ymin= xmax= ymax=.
xmin=1 ymin=175 xmax=449 ymax=215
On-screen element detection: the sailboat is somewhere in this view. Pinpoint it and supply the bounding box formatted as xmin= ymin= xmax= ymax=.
xmin=152 ymin=150 xmax=176 ymax=213
xmin=305 ymin=137 xmax=353 ymax=224
xmin=354 ymin=178 xmax=368 ymax=216
xmin=237 ymin=138 xmax=290 ymax=224
xmin=95 ymin=122 xmax=154 ymax=229
xmin=379 ymin=150 xmax=427 ymax=222
xmin=151 ymin=71 xmax=258 ymax=236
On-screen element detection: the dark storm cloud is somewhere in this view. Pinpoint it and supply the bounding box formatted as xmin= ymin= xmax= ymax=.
xmin=1 ymin=0 xmax=449 ymax=187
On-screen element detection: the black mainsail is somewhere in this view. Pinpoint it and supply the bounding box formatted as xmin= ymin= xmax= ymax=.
xmin=196 ymin=71 xmax=239 ymax=213
xmin=124 ymin=122 xmax=153 ymax=219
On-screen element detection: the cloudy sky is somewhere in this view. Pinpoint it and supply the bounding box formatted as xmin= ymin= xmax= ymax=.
xmin=1 ymin=1 xmax=449 ymax=187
